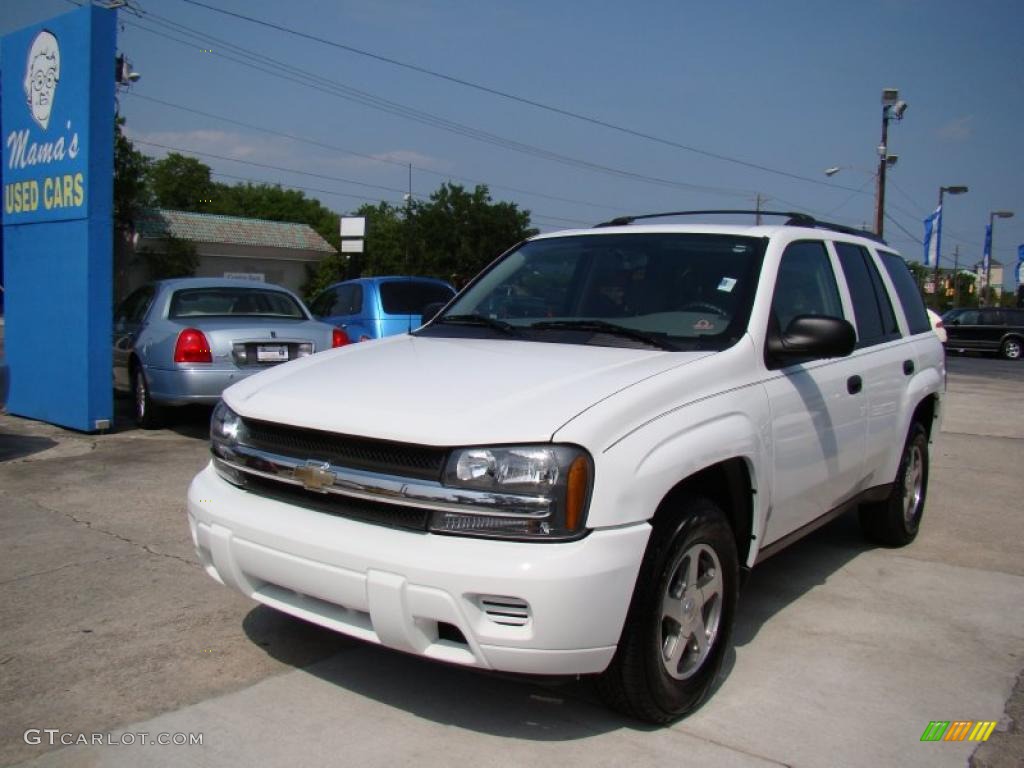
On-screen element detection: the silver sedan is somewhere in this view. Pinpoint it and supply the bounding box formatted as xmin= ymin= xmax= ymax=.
xmin=114 ymin=278 xmax=347 ymax=428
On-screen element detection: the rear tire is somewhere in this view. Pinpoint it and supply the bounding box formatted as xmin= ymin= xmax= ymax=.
xmin=859 ymin=422 xmax=928 ymax=546
xmin=597 ymin=497 xmax=738 ymax=723
xmin=132 ymin=366 xmax=164 ymax=430
xmin=1001 ymin=337 xmax=1022 ymax=360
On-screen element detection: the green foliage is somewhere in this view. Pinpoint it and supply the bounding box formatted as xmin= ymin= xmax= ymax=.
xmin=409 ymin=183 xmax=537 ymax=280
xmin=139 ymin=234 xmax=199 ymax=280
xmin=148 ymin=153 xmax=216 ymax=211
xmin=113 ymin=116 xmax=152 ymax=233
xmin=125 ymin=150 xmax=537 ymax=301
xmin=302 ymin=185 xmax=535 ymax=300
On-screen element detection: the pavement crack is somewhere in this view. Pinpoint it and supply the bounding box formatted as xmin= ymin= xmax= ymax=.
xmin=39 ymin=502 xmax=199 ymax=570
xmin=668 ymin=729 xmax=792 ymax=767
xmin=0 ymin=555 xmax=136 ymax=586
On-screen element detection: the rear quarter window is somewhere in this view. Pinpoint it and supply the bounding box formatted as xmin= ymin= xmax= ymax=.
xmin=380 ymin=281 xmax=455 ymax=315
xmin=877 ymin=252 xmax=930 ymax=335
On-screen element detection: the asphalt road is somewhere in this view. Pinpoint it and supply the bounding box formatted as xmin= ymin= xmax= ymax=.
xmin=0 ymin=355 xmax=1021 ymax=767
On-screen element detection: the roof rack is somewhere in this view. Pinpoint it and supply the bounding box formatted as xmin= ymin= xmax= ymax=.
xmin=592 ymin=209 xmax=887 ymax=244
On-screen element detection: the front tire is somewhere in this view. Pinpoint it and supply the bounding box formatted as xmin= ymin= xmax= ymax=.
xmin=1001 ymin=337 xmax=1022 ymax=360
xmin=597 ymin=497 xmax=738 ymax=723
xmin=859 ymin=422 xmax=928 ymax=546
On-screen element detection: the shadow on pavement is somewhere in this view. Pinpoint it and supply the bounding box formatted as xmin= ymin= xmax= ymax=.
xmin=239 ymin=511 xmax=873 ymax=737
xmin=244 ymin=607 xmax=645 ymax=739
xmin=0 ymin=431 xmax=58 ymax=461
xmin=111 ymin=395 xmax=212 ymax=440
xmin=732 ymin=512 xmax=871 ymax=648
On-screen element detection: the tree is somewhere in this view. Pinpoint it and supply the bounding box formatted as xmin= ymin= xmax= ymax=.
xmin=137 ymin=234 xmax=199 ymax=280
xmin=410 ymin=183 xmax=537 ymax=280
xmin=148 ymin=153 xmax=216 ymax=211
xmin=113 ymin=116 xmax=152 ymax=299
xmin=114 ymin=116 xmax=152 ymax=233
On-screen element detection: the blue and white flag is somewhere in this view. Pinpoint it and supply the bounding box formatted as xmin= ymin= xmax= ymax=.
xmin=1016 ymin=244 xmax=1024 ymax=286
xmin=982 ymin=224 xmax=992 ymax=273
xmin=923 ymin=205 xmax=942 ymax=266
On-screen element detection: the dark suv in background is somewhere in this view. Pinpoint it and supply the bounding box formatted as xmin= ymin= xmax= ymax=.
xmin=942 ymin=307 xmax=1024 ymax=360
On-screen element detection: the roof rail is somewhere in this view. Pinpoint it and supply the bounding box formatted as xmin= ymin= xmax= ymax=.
xmin=592 ymin=209 xmax=887 ymax=244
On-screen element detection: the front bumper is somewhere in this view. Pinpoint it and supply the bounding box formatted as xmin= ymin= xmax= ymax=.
xmin=188 ymin=463 xmax=650 ymax=675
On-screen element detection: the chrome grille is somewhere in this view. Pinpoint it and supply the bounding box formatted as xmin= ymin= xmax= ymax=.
xmin=241 ymin=418 xmax=447 ymax=481
xmin=243 ymin=475 xmax=430 ymax=532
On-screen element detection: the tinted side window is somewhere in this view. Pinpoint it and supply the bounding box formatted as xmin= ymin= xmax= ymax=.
xmin=115 ymin=285 xmax=155 ymax=324
xmin=315 ymin=285 xmax=362 ymax=316
xmin=979 ymin=310 xmax=1004 ymax=326
xmin=835 ymin=243 xmax=898 ymax=347
xmin=878 ymin=252 xmax=930 ymax=335
xmin=379 ymin=281 xmax=455 ymax=314
xmin=309 ymin=289 xmax=336 ymax=317
xmin=771 ymin=240 xmax=844 ymax=331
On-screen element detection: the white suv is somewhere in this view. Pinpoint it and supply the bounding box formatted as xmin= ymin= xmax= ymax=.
xmin=188 ymin=211 xmax=944 ymax=723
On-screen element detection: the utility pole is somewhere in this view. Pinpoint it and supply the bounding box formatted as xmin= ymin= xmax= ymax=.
xmin=404 ymin=163 xmax=412 ymax=272
xmin=875 ymin=116 xmax=889 ymax=238
xmin=932 ymin=186 xmax=968 ymax=308
xmin=755 ymin=193 xmax=763 ymax=225
xmin=952 ymin=245 xmax=960 ymax=304
xmin=875 ymin=89 xmax=907 ymax=238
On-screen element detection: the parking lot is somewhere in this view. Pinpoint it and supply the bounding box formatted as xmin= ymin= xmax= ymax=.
xmin=1 ymin=355 xmax=1022 ymax=767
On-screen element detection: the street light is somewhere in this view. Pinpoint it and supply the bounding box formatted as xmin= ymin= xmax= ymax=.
xmin=932 ymin=185 xmax=969 ymax=304
xmin=983 ymin=210 xmax=1014 ymax=306
xmin=875 ymin=88 xmax=908 ymax=238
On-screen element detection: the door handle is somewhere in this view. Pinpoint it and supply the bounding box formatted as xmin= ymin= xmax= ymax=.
xmin=903 ymin=360 xmax=915 ymax=376
xmin=847 ymin=375 xmax=862 ymax=395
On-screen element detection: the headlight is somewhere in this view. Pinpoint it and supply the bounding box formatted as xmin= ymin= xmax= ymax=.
xmin=433 ymin=445 xmax=592 ymax=540
xmin=210 ymin=401 xmax=246 ymax=486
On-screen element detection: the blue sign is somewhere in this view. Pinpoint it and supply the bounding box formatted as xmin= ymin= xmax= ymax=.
xmin=1 ymin=5 xmax=115 ymax=431
xmin=3 ymin=19 xmax=91 ymax=223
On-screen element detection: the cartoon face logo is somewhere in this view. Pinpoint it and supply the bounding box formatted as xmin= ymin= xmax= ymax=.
xmin=23 ymin=30 xmax=60 ymax=131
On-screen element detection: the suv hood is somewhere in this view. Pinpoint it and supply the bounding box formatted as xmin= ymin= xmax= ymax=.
xmin=224 ymin=334 xmax=712 ymax=446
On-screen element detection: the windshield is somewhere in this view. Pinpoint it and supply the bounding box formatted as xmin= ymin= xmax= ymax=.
xmin=169 ymin=287 xmax=307 ymax=319
xmin=419 ymin=233 xmax=764 ymax=350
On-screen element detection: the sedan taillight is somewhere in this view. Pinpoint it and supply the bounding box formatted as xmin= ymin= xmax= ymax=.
xmin=332 ymin=328 xmax=350 ymax=348
xmin=174 ymin=328 xmax=213 ymax=363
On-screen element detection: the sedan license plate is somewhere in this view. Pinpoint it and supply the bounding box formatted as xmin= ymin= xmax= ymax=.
xmin=256 ymin=344 xmax=289 ymax=363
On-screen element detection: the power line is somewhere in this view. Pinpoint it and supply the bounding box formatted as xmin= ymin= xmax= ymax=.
xmin=121 ymin=13 xmax=780 ymax=199
xmin=132 ymin=139 xmax=415 ymax=197
xmin=173 ymin=0 xmax=871 ymax=192
xmin=124 ymin=92 xmax=631 ymax=214
xmin=133 ymin=139 xmax=593 ymax=227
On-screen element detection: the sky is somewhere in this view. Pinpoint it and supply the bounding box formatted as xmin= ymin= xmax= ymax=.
xmin=3 ymin=0 xmax=1023 ymax=287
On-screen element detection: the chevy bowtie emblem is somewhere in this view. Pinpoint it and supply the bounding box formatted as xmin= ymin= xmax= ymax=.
xmin=293 ymin=460 xmax=334 ymax=492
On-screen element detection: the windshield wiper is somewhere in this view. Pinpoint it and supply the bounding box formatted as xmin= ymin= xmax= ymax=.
xmin=433 ymin=313 xmax=520 ymax=337
xmin=529 ymin=320 xmax=677 ymax=350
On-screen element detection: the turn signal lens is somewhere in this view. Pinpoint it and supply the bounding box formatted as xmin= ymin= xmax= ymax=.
xmin=565 ymin=455 xmax=590 ymax=532
xmin=332 ymin=328 xmax=350 ymax=347
xmin=174 ymin=328 xmax=212 ymax=363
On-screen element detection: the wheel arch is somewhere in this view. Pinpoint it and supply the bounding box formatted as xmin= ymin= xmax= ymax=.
xmin=911 ymin=392 xmax=939 ymax=441
xmin=652 ymin=458 xmax=756 ymax=572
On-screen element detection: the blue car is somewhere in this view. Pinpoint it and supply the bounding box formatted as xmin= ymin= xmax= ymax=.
xmin=310 ymin=276 xmax=455 ymax=341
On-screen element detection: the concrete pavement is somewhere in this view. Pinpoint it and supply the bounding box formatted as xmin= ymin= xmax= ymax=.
xmin=1 ymin=356 xmax=1022 ymax=767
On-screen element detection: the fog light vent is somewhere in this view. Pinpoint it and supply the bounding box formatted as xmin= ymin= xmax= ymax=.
xmin=478 ymin=596 xmax=531 ymax=627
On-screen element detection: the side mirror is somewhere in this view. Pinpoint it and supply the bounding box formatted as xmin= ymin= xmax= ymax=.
xmin=766 ymin=315 xmax=856 ymax=368
xmin=421 ymin=302 xmax=447 ymax=323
